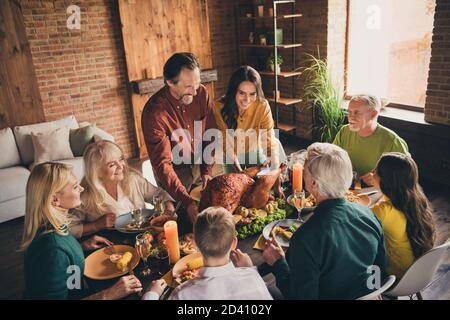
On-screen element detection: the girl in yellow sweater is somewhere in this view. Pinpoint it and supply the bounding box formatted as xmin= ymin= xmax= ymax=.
xmin=371 ymin=152 xmax=435 ymax=279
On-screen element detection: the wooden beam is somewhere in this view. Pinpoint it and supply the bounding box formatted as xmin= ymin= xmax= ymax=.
xmin=132 ymin=69 xmax=218 ymax=95
xmin=0 ymin=0 xmax=44 ymax=129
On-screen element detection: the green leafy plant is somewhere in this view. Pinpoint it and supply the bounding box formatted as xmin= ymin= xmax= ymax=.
xmin=301 ymin=53 xmax=346 ymax=143
xmin=267 ymin=53 xmax=283 ymax=66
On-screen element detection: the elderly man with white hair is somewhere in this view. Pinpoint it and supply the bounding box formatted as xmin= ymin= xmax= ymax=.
xmin=333 ymin=95 xmax=408 ymax=186
xmin=262 ymin=143 xmax=388 ymax=300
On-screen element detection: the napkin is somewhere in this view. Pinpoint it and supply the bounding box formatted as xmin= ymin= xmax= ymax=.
xmin=162 ymin=269 xmax=177 ymax=288
xmin=253 ymin=234 xmax=266 ymax=251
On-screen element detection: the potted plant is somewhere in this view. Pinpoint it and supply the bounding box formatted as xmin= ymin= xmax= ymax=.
xmin=301 ymin=53 xmax=346 ymax=143
xmin=267 ymin=53 xmax=283 ymax=73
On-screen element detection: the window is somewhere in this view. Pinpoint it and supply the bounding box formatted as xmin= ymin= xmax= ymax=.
xmin=346 ymin=0 xmax=435 ymax=109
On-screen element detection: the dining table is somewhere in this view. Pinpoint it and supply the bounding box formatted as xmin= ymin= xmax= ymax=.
xmin=82 ymin=187 xmax=383 ymax=300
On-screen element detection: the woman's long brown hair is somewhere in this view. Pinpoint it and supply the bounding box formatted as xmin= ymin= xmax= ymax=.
xmin=221 ymin=65 xmax=265 ymax=130
xmin=376 ymin=152 xmax=435 ymax=258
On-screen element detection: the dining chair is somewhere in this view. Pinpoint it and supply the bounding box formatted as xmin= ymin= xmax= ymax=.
xmin=383 ymin=240 xmax=450 ymax=300
xmin=357 ymin=275 xmax=396 ymax=300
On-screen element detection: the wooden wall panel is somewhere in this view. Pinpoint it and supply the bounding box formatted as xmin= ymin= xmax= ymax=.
xmin=118 ymin=0 xmax=213 ymax=158
xmin=0 ymin=0 xmax=44 ymax=129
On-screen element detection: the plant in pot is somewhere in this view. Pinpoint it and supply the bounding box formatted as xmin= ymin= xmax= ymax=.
xmin=267 ymin=53 xmax=283 ymax=73
xmin=301 ymin=53 xmax=346 ymax=143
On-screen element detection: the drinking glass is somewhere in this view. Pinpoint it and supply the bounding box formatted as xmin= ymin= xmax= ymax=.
xmin=153 ymin=195 xmax=165 ymax=215
xmin=131 ymin=208 xmax=144 ymax=229
xmin=293 ymin=190 xmax=306 ymax=223
xmin=156 ymin=249 xmax=170 ymax=276
xmin=135 ymin=233 xmax=152 ymax=276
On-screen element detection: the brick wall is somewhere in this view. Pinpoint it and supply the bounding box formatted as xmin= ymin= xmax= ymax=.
xmin=209 ymin=0 xmax=250 ymax=98
xmin=278 ymin=0 xmax=329 ymax=140
xmin=20 ymin=0 xmax=137 ymax=157
xmin=20 ymin=0 xmax=253 ymax=157
xmin=425 ymin=0 xmax=450 ymax=125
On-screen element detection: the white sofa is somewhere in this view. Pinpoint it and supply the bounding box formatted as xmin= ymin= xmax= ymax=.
xmin=0 ymin=116 xmax=114 ymax=223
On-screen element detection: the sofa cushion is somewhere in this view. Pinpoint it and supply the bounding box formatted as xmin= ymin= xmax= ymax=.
xmin=0 ymin=166 xmax=30 ymax=203
xmin=79 ymin=121 xmax=115 ymax=142
xmin=31 ymin=127 xmax=74 ymax=164
xmin=0 ymin=196 xmax=26 ymax=223
xmin=13 ymin=116 xmax=79 ymax=165
xmin=56 ymin=157 xmax=85 ymax=181
xmin=0 ymin=127 xmax=21 ymax=169
xmin=70 ymin=125 xmax=95 ymax=157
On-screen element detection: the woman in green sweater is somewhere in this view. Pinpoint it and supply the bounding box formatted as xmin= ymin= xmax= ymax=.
xmin=21 ymin=162 xmax=143 ymax=300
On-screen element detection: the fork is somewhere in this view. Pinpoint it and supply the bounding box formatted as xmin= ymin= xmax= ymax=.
xmin=106 ymin=243 xmax=116 ymax=255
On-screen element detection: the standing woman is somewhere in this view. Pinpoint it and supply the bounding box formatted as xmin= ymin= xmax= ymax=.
xmin=21 ymin=162 xmax=142 ymax=299
xmin=372 ymin=152 xmax=436 ymax=279
xmin=70 ymin=140 xmax=175 ymax=238
xmin=214 ymin=65 xmax=283 ymax=197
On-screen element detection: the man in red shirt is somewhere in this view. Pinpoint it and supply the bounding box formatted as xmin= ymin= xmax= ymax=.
xmin=141 ymin=52 xmax=217 ymax=224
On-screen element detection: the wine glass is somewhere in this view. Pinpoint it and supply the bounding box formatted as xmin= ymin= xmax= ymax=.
xmin=153 ymin=195 xmax=165 ymax=215
xmin=135 ymin=233 xmax=152 ymax=276
xmin=293 ymin=190 xmax=306 ymax=223
xmin=156 ymin=246 xmax=170 ymax=276
xmin=132 ymin=208 xmax=144 ymax=229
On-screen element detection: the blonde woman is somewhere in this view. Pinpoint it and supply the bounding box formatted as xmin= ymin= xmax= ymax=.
xmin=21 ymin=162 xmax=143 ymax=300
xmin=70 ymin=141 xmax=175 ymax=238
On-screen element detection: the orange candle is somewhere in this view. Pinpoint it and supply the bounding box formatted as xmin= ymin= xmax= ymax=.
xmin=292 ymin=163 xmax=303 ymax=193
xmin=164 ymin=220 xmax=180 ymax=264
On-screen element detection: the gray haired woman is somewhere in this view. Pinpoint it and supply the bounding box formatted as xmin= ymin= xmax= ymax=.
xmin=263 ymin=142 xmax=388 ymax=299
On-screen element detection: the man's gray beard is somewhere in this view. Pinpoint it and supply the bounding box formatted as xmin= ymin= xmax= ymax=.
xmin=180 ymin=95 xmax=194 ymax=105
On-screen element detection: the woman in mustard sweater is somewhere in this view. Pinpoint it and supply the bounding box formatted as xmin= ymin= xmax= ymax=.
xmin=371 ymin=152 xmax=436 ymax=278
xmin=213 ymin=66 xmax=283 ymax=197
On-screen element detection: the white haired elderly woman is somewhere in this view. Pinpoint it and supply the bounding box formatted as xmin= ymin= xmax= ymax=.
xmin=262 ymin=143 xmax=388 ymax=299
xmin=70 ymin=141 xmax=175 ymax=238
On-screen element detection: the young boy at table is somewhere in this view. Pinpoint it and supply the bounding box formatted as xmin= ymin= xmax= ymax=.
xmin=142 ymin=206 xmax=273 ymax=300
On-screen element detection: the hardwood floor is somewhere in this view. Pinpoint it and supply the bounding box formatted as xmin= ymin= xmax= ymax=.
xmin=1 ymin=141 xmax=449 ymax=300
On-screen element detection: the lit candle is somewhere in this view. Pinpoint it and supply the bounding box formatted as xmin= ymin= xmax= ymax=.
xmin=292 ymin=163 xmax=303 ymax=193
xmin=164 ymin=220 xmax=180 ymax=264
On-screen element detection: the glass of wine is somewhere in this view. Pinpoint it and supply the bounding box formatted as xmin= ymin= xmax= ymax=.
xmin=293 ymin=190 xmax=306 ymax=223
xmin=132 ymin=208 xmax=144 ymax=229
xmin=153 ymin=195 xmax=165 ymax=215
xmin=135 ymin=233 xmax=152 ymax=277
xmin=156 ymin=245 xmax=170 ymax=276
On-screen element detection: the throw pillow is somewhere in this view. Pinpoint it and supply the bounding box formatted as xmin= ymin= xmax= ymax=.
xmin=31 ymin=127 xmax=74 ymax=165
xmin=70 ymin=124 xmax=95 ymax=156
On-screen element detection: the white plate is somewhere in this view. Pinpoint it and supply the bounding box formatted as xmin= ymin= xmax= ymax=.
xmin=262 ymin=219 xmax=301 ymax=247
xmin=114 ymin=208 xmax=156 ymax=233
xmin=256 ymin=167 xmax=272 ymax=177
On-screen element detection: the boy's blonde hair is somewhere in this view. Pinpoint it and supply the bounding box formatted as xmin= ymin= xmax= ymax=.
xmin=194 ymin=207 xmax=236 ymax=258
xmin=21 ymin=162 xmax=73 ymax=250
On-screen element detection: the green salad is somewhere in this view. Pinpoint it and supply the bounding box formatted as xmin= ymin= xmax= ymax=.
xmin=236 ymin=198 xmax=293 ymax=240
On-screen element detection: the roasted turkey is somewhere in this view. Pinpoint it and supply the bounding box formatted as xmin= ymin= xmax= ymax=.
xmin=240 ymin=163 xmax=287 ymax=209
xmin=198 ymin=166 xmax=262 ymax=213
xmin=199 ymin=164 xmax=286 ymax=212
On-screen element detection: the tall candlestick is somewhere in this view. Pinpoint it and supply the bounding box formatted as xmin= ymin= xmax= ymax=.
xmin=292 ymin=163 xmax=303 ymax=193
xmin=164 ymin=220 xmax=180 ymax=264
